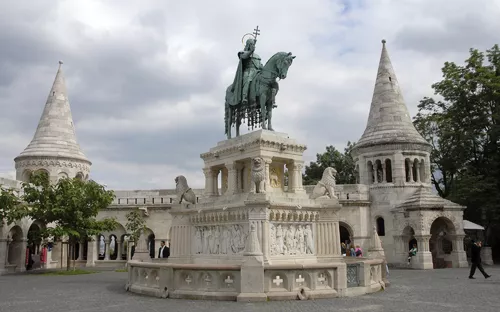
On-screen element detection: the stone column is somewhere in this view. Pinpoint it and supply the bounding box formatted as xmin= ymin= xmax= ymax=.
xmin=382 ymin=162 xmax=386 ymax=182
xmin=291 ymin=161 xmax=305 ymax=193
xmin=104 ymin=240 xmax=110 ymax=261
xmin=225 ymin=162 xmax=238 ymax=195
xmin=86 ymin=240 xmax=96 ymax=267
xmin=77 ymin=242 xmax=84 ymax=260
xmin=448 ymin=234 xmax=468 ymax=268
xmin=203 ymin=167 xmax=215 ymax=196
xmin=413 ymin=235 xmax=433 ymax=269
xmin=407 ymin=160 xmax=413 ymax=182
xmin=0 ymin=238 xmax=8 ymax=273
xmin=424 ymin=156 xmax=431 ymax=184
xmin=17 ymin=239 xmax=27 ymax=272
xmin=415 ymin=160 xmax=421 ymax=182
xmin=213 ymin=169 xmax=220 ymax=195
xmin=372 ymin=164 xmax=377 ymax=184
xmin=115 ymin=242 xmax=120 ymax=260
xmin=286 ymin=162 xmax=295 ymax=192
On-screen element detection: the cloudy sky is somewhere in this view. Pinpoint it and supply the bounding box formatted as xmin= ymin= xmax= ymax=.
xmin=0 ymin=0 xmax=499 ymax=190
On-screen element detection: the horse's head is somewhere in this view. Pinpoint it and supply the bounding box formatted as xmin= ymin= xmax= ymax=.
xmin=276 ymin=52 xmax=296 ymax=79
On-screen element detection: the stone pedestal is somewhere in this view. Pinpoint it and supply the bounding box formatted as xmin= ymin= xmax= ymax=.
xmin=127 ymin=130 xmax=387 ymax=300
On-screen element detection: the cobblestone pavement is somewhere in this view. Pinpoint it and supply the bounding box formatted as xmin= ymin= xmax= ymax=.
xmin=1 ymin=267 xmax=499 ymax=312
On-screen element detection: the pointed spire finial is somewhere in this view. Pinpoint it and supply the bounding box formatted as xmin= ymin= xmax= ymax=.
xmin=381 ymin=39 xmax=386 ymax=45
xmin=58 ymin=60 xmax=64 ymax=68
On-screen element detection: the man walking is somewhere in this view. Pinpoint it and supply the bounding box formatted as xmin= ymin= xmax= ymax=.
xmin=469 ymin=240 xmax=491 ymax=279
xmin=158 ymin=241 xmax=170 ymax=259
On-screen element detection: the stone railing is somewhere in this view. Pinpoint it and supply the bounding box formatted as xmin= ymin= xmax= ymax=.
xmin=126 ymin=258 xmax=386 ymax=301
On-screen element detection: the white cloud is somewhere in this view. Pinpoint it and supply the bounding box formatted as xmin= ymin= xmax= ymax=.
xmin=1 ymin=0 xmax=500 ymax=190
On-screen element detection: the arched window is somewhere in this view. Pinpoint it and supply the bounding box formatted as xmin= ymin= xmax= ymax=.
xmin=412 ymin=159 xmax=419 ymax=182
xmin=419 ymin=158 xmax=426 ymax=183
xmin=376 ymin=217 xmax=385 ymax=236
xmin=367 ymin=161 xmax=374 ymax=184
xmin=375 ymin=160 xmax=383 ymax=183
xmin=405 ymin=158 xmax=412 ymax=182
xmin=385 ymin=159 xmax=393 ymax=182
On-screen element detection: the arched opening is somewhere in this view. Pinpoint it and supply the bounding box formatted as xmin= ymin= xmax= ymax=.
xmin=58 ymin=172 xmax=69 ymax=182
xmin=384 ymin=159 xmax=393 ymax=183
xmin=75 ymin=172 xmax=84 ymax=180
xmin=375 ymin=160 xmax=383 ymax=183
xmin=412 ymin=158 xmax=419 ymax=182
xmin=376 ymin=217 xmax=385 ymax=236
xmin=430 ymin=217 xmax=456 ymax=269
xmin=148 ymin=233 xmax=156 ymax=259
xmin=97 ymin=234 xmax=106 ymax=260
xmin=7 ymin=226 xmax=24 ymax=269
xmin=367 ymin=161 xmax=374 ymax=184
xmin=121 ymin=234 xmax=129 ymax=260
xmin=402 ymin=225 xmax=416 ymax=253
xmin=109 ymin=234 xmax=118 ymax=260
xmin=355 ymin=164 xmax=360 ymax=183
xmin=21 ymin=170 xmax=32 ymax=182
xmin=404 ymin=158 xmax=411 ymax=182
xmin=27 ymin=222 xmax=44 ymax=270
xmin=419 ymin=158 xmax=426 ymax=183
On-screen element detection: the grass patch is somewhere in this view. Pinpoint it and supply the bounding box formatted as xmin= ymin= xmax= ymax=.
xmin=115 ymin=268 xmax=128 ymax=273
xmin=42 ymin=269 xmax=98 ymax=276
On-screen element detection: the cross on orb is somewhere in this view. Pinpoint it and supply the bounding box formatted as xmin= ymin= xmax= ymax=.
xmin=225 ymin=275 xmax=234 ymax=286
xmin=185 ymin=275 xmax=192 ymax=285
xmin=318 ymin=273 xmax=326 ymax=285
xmin=253 ymin=25 xmax=260 ymax=39
xmin=273 ymin=275 xmax=284 ymax=286
xmin=296 ymin=275 xmax=305 ymax=285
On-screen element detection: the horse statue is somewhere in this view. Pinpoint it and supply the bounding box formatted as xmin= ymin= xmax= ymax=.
xmin=224 ymin=52 xmax=296 ymax=139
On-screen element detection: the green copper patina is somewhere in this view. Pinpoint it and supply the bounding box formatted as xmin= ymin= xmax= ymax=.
xmin=225 ymin=27 xmax=295 ymax=139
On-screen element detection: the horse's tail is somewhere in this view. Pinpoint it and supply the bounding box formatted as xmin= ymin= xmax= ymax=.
xmin=224 ymin=85 xmax=233 ymax=135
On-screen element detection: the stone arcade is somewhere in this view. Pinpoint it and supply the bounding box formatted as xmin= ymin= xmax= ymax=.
xmin=1 ymin=40 xmax=479 ymax=282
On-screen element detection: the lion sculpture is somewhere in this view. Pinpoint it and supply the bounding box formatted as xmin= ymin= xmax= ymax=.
xmin=175 ymin=175 xmax=197 ymax=205
xmin=310 ymin=167 xmax=338 ymax=200
xmin=251 ymin=157 xmax=267 ymax=193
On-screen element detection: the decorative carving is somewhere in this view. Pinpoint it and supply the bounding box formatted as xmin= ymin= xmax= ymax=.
xmin=175 ymin=175 xmax=197 ymax=204
xmin=250 ymin=157 xmax=266 ymax=193
xmin=317 ymin=273 xmax=326 ymax=285
xmin=270 ymin=165 xmax=282 ymax=188
xmin=269 ymin=223 xmax=315 ymax=256
xmin=224 ymin=275 xmax=234 ymax=287
xmin=15 ymin=157 xmax=91 ymax=172
xmin=221 ymin=167 xmax=228 ymax=193
xmin=194 ymin=224 xmax=247 ymax=255
xmin=310 ymin=167 xmax=337 ymax=200
xmin=243 ymin=222 xmax=262 ymax=255
xmin=273 ymin=275 xmax=284 ymax=287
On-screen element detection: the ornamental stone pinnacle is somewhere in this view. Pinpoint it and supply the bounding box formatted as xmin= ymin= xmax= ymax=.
xmin=14 ymin=61 xmax=91 ymax=182
xmin=354 ymin=40 xmax=429 ymax=150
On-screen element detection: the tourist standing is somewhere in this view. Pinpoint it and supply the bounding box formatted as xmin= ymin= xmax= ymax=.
xmin=469 ymin=240 xmax=491 ymax=279
xmin=158 ymin=241 xmax=170 ymax=259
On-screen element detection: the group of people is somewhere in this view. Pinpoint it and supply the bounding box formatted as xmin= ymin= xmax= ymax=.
xmin=341 ymin=242 xmax=363 ymax=257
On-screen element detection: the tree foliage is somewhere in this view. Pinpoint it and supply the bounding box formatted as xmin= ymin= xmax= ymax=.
xmin=18 ymin=171 xmax=119 ymax=269
xmin=414 ymin=44 xmax=500 ymax=250
xmin=0 ymin=186 xmax=26 ymax=226
xmin=125 ymin=209 xmax=146 ymax=243
xmin=303 ymin=141 xmax=357 ymax=185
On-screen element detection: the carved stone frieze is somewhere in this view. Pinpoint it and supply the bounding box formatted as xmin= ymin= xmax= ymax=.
xmin=268 ymin=209 xmax=319 ymax=222
xmin=189 ymin=208 xmax=248 ymax=224
xmin=194 ymin=224 xmax=247 ymax=255
xmin=15 ymin=157 xmax=91 ymax=172
xmin=269 ymin=223 xmax=315 ymax=256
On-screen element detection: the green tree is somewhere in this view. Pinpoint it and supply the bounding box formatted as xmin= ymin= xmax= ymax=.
xmin=303 ymin=141 xmax=357 ymax=185
xmin=0 ymin=186 xmax=26 ymax=226
xmin=414 ymin=44 xmax=500 ymax=251
xmin=19 ymin=171 xmax=119 ymax=270
xmin=125 ymin=209 xmax=146 ymax=244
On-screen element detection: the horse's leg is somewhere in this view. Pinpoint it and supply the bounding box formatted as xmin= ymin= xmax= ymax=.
xmin=260 ymin=93 xmax=268 ymax=130
xmin=267 ymin=99 xmax=274 ymax=131
xmin=236 ymin=114 xmax=241 ymax=137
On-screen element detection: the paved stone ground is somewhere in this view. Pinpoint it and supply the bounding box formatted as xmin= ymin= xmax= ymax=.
xmin=1 ymin=266 xmax=499 ymax=312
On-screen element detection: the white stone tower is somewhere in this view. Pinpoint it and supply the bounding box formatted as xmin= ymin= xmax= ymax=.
xmin=351 ymin=40 xmax=433 ymax=262
xmin=14 ymin=61 xmax=91 ymax=183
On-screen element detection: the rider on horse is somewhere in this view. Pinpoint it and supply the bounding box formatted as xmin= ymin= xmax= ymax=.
xmin=231 ymin=38 xmax=263 ymax=106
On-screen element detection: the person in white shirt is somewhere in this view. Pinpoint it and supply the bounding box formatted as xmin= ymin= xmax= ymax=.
xmin=158 ymin=241 xmax=170 ymax=259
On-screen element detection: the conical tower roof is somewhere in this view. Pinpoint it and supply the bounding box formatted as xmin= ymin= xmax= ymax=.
xmin=14 ymin=61 xmax=90 ymax=164
xmin=355 ymin=40 xmax=429 ymax=150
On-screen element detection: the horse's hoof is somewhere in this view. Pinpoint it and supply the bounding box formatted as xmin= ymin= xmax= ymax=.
xmin=268 ymin=127 xmax=275 ymax=131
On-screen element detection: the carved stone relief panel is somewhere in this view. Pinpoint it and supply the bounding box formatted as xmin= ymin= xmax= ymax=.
xmin=194 ymin=224 xmax=248 ymax=255
xmin=270 ymin=164 xmax=283 ymax=189
xmin=269 ymin=223 xmax=315 ymax=256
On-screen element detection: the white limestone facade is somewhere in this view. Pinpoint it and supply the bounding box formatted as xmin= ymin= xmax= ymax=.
xmin=1 ymin=41 xmax=470 ymax=278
